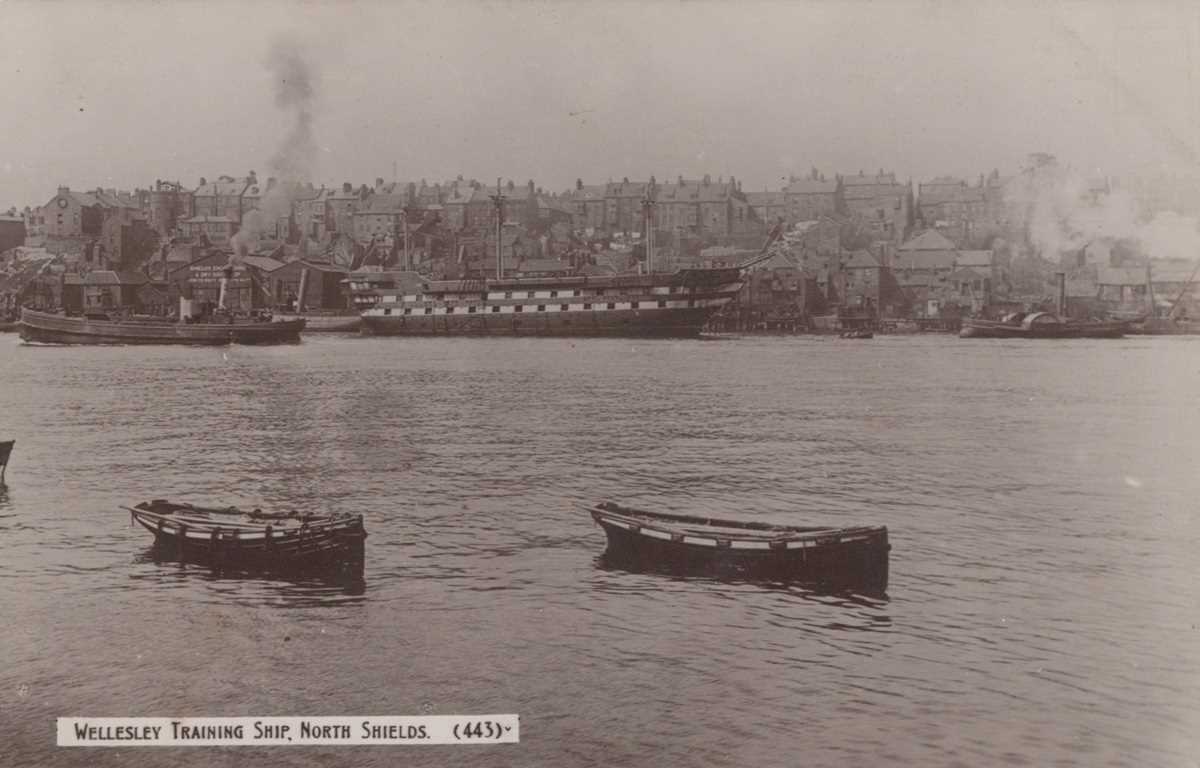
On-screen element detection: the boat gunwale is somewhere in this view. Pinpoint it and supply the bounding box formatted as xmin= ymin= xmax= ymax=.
xmin=125 ymin=506 xmax=364 ymax=541
xmin=589 ymin=502 xmax=886 ymax=544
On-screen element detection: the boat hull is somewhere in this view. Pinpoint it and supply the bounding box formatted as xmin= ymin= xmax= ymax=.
xmin=19 ymin=308 xmax=305 ymax=345
xmin=276 ymin=313 xmax=362 ymax=332
xmin=960 ymin=319 xmax=1126 ymax=339
xmin=590 ymin=503 xmax=889 ymax=592
xmin=361 ymin=306 xmax=722 ymax=338
xmin=129 ymin=504 xmax=366 ymax=573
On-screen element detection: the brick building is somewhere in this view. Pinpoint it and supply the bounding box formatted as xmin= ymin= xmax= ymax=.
xmin=193 ymin=175 xmax=255 ymax=223
xmin=783 ymin=177 xmax=840 ymax=223
xmin=149 ymin=180 xmax=194 ymax=238
xmin=840 ymin=171 xmax=912 ymax=243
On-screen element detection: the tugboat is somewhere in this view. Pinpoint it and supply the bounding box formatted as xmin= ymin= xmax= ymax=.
xmin=19 ymin=270 xmax=304 ymax=345
xmin=959 ymin=312 xmax=1126 ymax=339
xmin=960 ymin=273 xmax=1126 ymax=339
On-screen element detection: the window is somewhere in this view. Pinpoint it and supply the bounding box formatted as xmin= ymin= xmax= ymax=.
xmin=560 ymin=304 xmax=569 ymax=311
xmin=631 ymin=301 xmax=639 ymax=309
xmin=658 ymin=300 xmax=667 ymax=308
xmin=384 ymin=308 xmax=392 ymax=316
xmin=583 ymin=303 xmax=592 ymax=310
xmin=491 ymin=305 xmax=500 ymax=313
xmin=504 ymin=291 xmax=512 ymax=299
xmin=526 ymin=291 xmax=535 ymax=298
xmin=688 ymin=299 xmax=695 ymax=308
xmin=445 ymin=306 xmax=454 ymax=314
xmin=536 ymin=305 xmax=546 ymax=312
xmin=573 ymin=289 xmax=581 ymax=297
xmin=514 ymin=305 xmax=524 ymax=313
xmin=550 ymin=290 xmax=558 ymax=298
xmin=424 ymin=308 xmax=433 ymax=315
xmin=606 ymin=303 xmax=616 ymax=310
xmin=468 ymin=306 xmax=477 ymax=314
xmin=403 ymin=308 xmax=412 ymax=315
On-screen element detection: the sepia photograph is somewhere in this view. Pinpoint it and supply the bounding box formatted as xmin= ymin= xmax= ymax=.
xmin=2 ymin=0 xmax=1199 ymax=764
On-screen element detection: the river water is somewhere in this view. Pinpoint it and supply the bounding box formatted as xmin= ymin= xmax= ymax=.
xmin=1 ymin=332 xmax=1198 ymax=767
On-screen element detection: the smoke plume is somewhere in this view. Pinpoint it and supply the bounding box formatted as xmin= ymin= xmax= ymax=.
xmin=1006 ymin=158 xmax=1200 ymax=264
xmin=231 ymin=36 xmax=319 ymax=259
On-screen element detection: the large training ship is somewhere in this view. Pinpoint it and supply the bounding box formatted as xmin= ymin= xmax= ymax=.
xmin=359 ymin=268 xmax=745 ymax=338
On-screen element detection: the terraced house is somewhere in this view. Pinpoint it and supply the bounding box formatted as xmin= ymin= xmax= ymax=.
xmin=841 ymin=171 xmax=913 ymax=244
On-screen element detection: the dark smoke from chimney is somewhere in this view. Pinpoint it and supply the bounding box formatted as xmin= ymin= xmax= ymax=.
xmin=232 ymin=36 xmax=319 ymax=258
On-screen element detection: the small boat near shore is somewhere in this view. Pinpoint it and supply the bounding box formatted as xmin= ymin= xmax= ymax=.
xmin=588 ymin=501 xmax=889 ymax=592
xmin=959 ymin=312 xmax=1127 ymax=339
xmin=19 ymin=308 xmax=305 ymax=345
xmin=125 ymin=499 xmax=367 ymax=571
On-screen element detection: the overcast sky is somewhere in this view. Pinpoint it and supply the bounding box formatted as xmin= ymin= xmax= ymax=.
xmin=2 ymin=0 xmax=1199 ymax=208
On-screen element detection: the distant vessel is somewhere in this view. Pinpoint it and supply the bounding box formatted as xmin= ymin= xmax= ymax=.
xmin=19 ymin=307 xmax=306 ymax=345
xmin=361 ymin=180 xmax=781 ymax=338
xmin=959 ymin=312 xmax=1126 ymax=339
xmin=18 ymin=268 xmax=305 ymax=345
xmin=360 ymin=269 xmax=744 ymax=338
xmin=962 ymin=272 xmax=1126 ymax=339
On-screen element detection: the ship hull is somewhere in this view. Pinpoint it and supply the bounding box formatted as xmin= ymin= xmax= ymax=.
xmin=276 ymin=313 xmax=362 ymax=332
xmin=360 ymin=268 xmax=743 ymax=339
xmin=361 ymin=306 xmax=721 ymax=338
xmin=960 ymin=318 xmax=1126 ymax=339
xmin=19 ymin=308 xmax=305 ymax=345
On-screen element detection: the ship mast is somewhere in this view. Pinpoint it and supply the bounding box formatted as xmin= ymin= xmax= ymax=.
xmin=491 ymin=178 xmax=506 ymax=281
xmin=641 ymin=192 xmax=655 ymax=274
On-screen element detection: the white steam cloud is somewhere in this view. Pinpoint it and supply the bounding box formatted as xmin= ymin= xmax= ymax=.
xmin=1007 ymin=158 xmax=1200 ymax=264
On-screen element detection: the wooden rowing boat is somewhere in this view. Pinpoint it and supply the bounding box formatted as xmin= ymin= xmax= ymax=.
xmin=0 ymin=440 xmax=12 ymax=486
xmin=589 ymin=501 xmax=889 ymax=591
xmin=125 ymin=499 xmax=366 ymax=571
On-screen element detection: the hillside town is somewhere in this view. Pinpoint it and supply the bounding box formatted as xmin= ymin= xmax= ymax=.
xmin=3 ymin=153 xmax=1199 ymax=331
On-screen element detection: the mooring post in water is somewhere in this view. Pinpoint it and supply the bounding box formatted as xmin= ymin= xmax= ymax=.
xmin=1056 ymin=272 xmax=1066 ymax=317
xmin=177 ymin=523 xmax=187 ymax=561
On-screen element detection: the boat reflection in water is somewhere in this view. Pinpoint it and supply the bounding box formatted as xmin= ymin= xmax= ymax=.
xmin=588 ymin=502 xmax=890 ymax=597
xmin=132 ymin=548 xmax=366 ymax=601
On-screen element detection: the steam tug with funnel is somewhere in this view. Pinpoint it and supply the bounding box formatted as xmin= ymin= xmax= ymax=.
xmin=18 ymin=267 xmax=305 ymax=345
xmin=360 ymin=182 xmax=775 ymax=338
